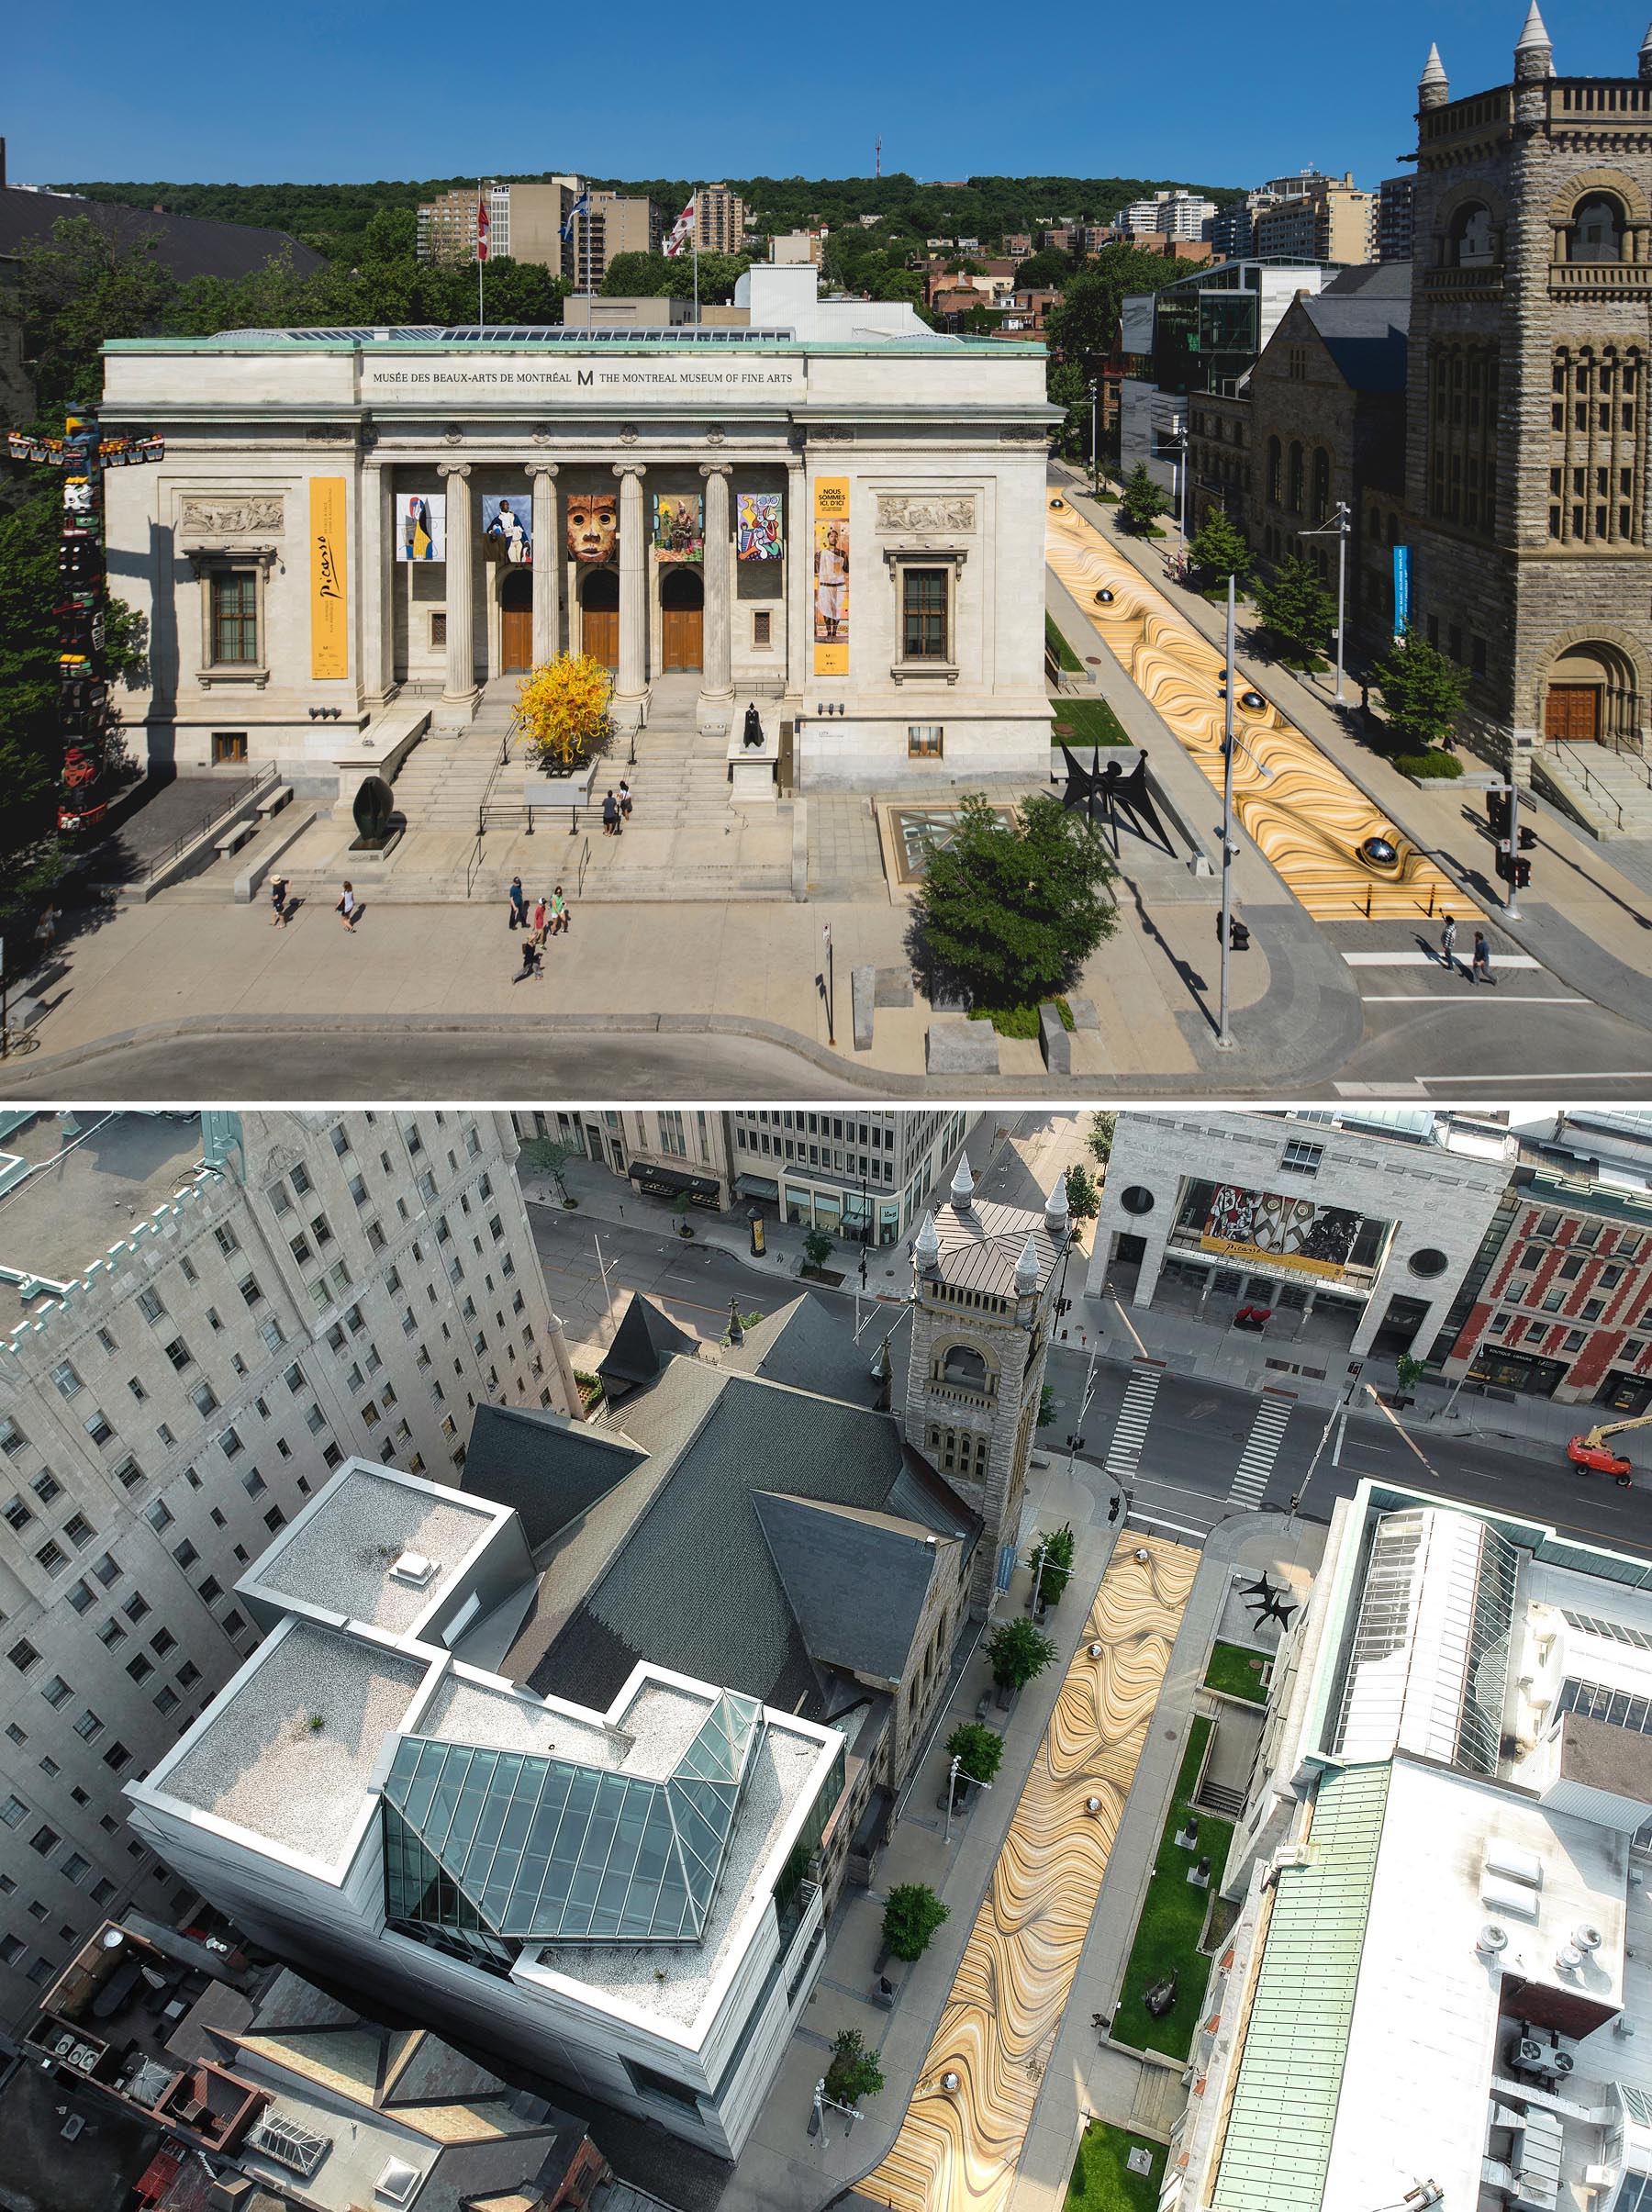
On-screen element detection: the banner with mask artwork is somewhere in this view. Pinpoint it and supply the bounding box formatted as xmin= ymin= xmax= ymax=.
xmin=566 ymin=487 xmax=619 ymax=564
xmin=737 ymin=489 xmax=783 ymax=562
xmin=482 ymin=493 xmax=531 ymax=564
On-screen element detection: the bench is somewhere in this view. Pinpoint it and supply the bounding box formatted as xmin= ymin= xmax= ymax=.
xmin=255 ymin=786 xmax=292 ymax=821
xmin=215 ymin=820 xmax=257 ymax=857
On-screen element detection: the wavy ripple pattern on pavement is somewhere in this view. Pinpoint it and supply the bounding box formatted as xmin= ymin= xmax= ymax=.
xmin=857 ymin=1533 xmax=1199 ymax=2212
xmin=1044 ymin=500 xmax=1458 ymax=922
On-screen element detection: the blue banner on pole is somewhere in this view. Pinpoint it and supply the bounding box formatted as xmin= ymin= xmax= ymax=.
xmin=1393 ymin=545 xmax=1411 ymax=637
xmin=996 ymin=1542 xmax=1017 ymax=1594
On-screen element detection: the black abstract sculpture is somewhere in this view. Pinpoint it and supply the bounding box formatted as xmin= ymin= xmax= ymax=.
xmin=352 ymin=775 xmax=396 ymax=851
xmin=1057 ymin=744 xmax=1174 ymax=855
xmin=1144 ymin=1971 xmax=1179 ymax=2019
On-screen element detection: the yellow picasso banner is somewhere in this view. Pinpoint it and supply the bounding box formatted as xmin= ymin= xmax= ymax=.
xmin=309 ymin=476 xmax=349 ymax=681
xmin=813 ymin=475 xmax=850 ymax=677
xmin=1198 ymin=1234 xmax=1348 ymax=1281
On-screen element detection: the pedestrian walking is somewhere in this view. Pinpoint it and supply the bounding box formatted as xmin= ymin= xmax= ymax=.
xmin=1439 ymin=913 xmax=1458 ymax=972
xmin=269 ymin=876 xmax=289 ymax=927
xmin=618 ymin=776 xmax=633 ymax=824
xmin=336 ymin=880 xmax=359 ymax=932
xmin=602 ymin=789 xmax=620 ymax=836
xmin=550 ymin=883 xmax=569 ymax=936
xmin=511 ymin=937 xmax=541 ymax=984
xmin=37 ymin=902 xmax=58 ymax=954
xmin=508 ymin=875 xmax=526 ymax=931
xmin=1471 ymin=930 xmax=1494 ymax=987
xmin=530 ymin=895 xmax=548 ymax=948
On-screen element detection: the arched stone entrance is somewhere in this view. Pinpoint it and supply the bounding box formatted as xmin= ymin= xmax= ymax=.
xmin=580 ymin=567 xmax=619 ymax=669
xmin=660 ymin=566 xmax=704 ymax=672
xmin=1544 ymin=641 xmax=1641 ymax=747
xmin=499 ymin=568 xmax=532 ymax=674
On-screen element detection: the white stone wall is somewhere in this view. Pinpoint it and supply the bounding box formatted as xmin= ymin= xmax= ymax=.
xmin=1089 ymin=1112 xmax=1512 ymax=1355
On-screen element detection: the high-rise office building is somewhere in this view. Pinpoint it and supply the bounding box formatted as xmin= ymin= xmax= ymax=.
xmin=693 ymin=182 xmax=747 ymax=255
xmin=416 ymin=177 xmax=584 ymax=272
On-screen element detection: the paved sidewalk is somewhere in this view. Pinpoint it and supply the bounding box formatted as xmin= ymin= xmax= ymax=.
xmin=1055 ymin=469 xmax=1652 ymax=1033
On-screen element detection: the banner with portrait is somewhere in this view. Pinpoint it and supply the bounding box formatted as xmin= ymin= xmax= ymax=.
xmin=652 ymin=492 xmax=704 ymax=563
xmin=309 ymin=476 xmax=348 ymax=681
xmin=566 ymin=487 xmax=618 ymax=564
xmin=1191 ymin=1180 xmax=1375 ymax=1280
xmin=483 ymin=493 xmax=531 ymax=564
xmin=813 ymin=476 xmax=850 ymax=676
xmin=397 ymin=492 xmax=445 ymax=562
xmin=737 ymin=489 xmax=783 ymax=562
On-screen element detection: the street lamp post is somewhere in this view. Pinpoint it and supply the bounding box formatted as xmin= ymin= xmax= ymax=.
xmin=821 ymin=922 xmax=835 ymax=1047
xmin=943 ymin=1752 xmax=991 ymax=1847
xmin=1217 ymin=574 xmax=1238 ymax=1051
xmin=1089 ymin=380 xmax=1100 ymax=497
xmin=1290 ymin=1358 xmax=1365 ymax=1521
xmin=1299 ymin=502 xmax=1352 ymax=705
xmin=809 ymin=2078 xmax=861 ymax=2139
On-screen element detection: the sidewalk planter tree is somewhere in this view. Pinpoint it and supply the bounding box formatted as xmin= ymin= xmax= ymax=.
xmin=824 ymin=2028 xmax=885 ymax=2112
xmin=1187 ymin=506 xmax=1252 ymax=593
xmin=1369 ymin=626 xmax=1470 ymax=766
xmin=519 ymin=1136 xmax=577 ymax=1204
xmin=1252 ymin=555 xmax=1335 ymax=671
xmin=988 ymin=1616 xmax=1057 ymax=1697
xmin=1119 ymin=463 xmax=1171 ymax=537
xmin=945 ymin=1719 xmax=1004 ymax=1804
xmin=880 ymin=1882 xmax=949 ymax=1966
xmin=908 ymin=791 xmax=1117 ymax=1019
xmin=1088 ymin=1112 xmax=1117 ymax=1168
xmin=1035 ymin=1522 xmax=1077 ymax=1606
xmin=801 ymin=1225 xmax=835 ymax=1275
xmin=1065 ymin=1162 xmax=1100 ymax=1227
xmin=517 ymin=653 xmax=613 ymax=771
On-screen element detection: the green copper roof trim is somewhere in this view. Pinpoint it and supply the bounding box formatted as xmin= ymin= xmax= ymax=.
xmin=1211 ymin=1762 xmax=1390 ymax=2212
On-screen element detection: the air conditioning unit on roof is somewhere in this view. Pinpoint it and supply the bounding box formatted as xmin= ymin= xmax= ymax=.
xmin=389 ymin=1550 xmax=436 ymax=1587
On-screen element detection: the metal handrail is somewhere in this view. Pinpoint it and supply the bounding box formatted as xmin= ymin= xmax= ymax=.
xmin=138 ymin=763 xmax=278 ymax=882
xmin=1557 ymin=743 xmax=1625 ymax=831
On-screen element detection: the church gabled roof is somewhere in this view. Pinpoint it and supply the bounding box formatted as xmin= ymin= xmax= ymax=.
xmin=596 ymin=1291 xmax=700 ymax=1397
xmin=753 ymin=1491 xmax=952 ymax=1685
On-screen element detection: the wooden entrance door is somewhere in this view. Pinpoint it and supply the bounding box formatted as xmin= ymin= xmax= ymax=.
xmin=661 ymin=567 xmax=703 ymax=671
xmin=500 ymin=571 xmax=532 ymax=673
xmin=581 ymin=568 xmax=619 ymax=668
xmin=1546 ymin=684 xmax=1602 ymax=743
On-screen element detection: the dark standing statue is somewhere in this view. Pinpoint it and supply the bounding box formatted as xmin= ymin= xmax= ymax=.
xmin=742 ymin=702 xmax=765 ymax=750
xmin=352 ymin=774 xmax=396 ymax=851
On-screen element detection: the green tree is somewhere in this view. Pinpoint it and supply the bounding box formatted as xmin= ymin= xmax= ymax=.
xmin=519 ymin=1136 xmax=577 ymax=1200
xmin=1015 ymin=247 xmax=1071 ymax=290
xmin=1395 ymin=1353 xmax=1427 ymax=1393
xmin=599 ymin=249 xmax=749 ymax=304
xmin=1188 ymin=506 xmax=1252 ymax=587
xmin=361 ymin=206 xmax=419 ymax=261
xmin=1065 ymin=1162 xmax=1101 ymax=1225
xmin=1088 ymin=1112 xmax=1117 ymax=1168
xmin=1048 ymin=357 xmax=1090 ymax=459
xmin=672 ymin=1192 xmax=695 ymax=1235
xmin=1369 ymin=626 xmax=1470 ymax=752
xmin=988 ymin=1616 xmax=1057 ymax=1693
xmin=1 ymin=213 xmax=180 ymax=416
xmin=1038 ymin=1381 xmax=1056 ymax=1427
xmin=880 ymin=1883 xmax=949 ymax=1963
xmin=802 ymin=1225 xmax=835 ymax=1272
xmin=945 ymin=1720 xmax=1004 ymax=1787
xmin=1119 ymin=463 xmax=1172 ymax=535
xmin=1034 ymin=1522 xmax=1077 ymax=1605
xmin=909 ymin=791 xmax=1117 ymax=1014
xmin=1254 ymin=554 xmax=1336 ymax=667
xmin=824 ymin=2027 xmax=885 ymax=2110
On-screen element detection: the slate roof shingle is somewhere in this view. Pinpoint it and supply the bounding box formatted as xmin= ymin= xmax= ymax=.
xmin=0 ymin=186 xmax=326 ymax=284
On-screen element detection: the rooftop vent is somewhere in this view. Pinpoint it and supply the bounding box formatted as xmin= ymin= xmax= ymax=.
xmin=1484 ymin=1840 xmax=1544 ymax=1890
xmin=251 ymin=2112 xmax=331 ymax=2177
xmin=389 ymin=1550 xmax=437 ymax=1588
xmin=374 ymin=2160 xmax=420 ymax=2206
xmin=1573 ymin=1922 xmax=1603 ymax=1954
xmin=1478 ymin=1922 xmax=1511 ymax=1958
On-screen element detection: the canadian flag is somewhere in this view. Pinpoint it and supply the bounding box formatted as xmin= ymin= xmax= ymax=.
xmin=664 ymin=196 xmax=696 ymax=258
xmin=476 ymin=190 xmax=490 ymax=263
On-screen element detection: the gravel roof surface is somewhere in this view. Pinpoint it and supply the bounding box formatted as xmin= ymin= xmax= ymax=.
xmin=255 ymin=1468 xmax=496 ymax=1631
xmin=418 ymin=1670 xmax=626 ymax=1768
xmin=162 ymin=1623 xmax=430 ymax=1863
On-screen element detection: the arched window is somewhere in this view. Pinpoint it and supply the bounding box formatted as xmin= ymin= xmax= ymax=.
xmin=1267 ymin=436 xmax=1282 ymax=504
xmin=1568 ymin=194 xmax=1626 ymax=264
xmin=940 ymin=1345 xmax=991 ymax=1391
xmin=1288 ymin=441 xmax=1305 ymax=512
xmin=1312 ymin=449 xmax=1331 ymax=523
xmin=1446 ymin=202 xmax=1496 ymax=268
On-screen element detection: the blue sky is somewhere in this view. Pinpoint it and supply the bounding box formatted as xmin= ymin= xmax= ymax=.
xmin=10 ymin=1 xmax=1649 ymax=191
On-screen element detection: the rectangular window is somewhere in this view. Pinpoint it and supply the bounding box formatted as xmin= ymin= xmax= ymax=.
xmin=900 ymin=566 xmax=949 ymax=661
xmin=1280 ymin=1137 xmax=1324 ymax=1176
xmin=908 ymin=724 xmax=944 ymax=757
xmin=62 ymin=1514 xmax=94 ymax=1550
xmin=35 ymin=1540 xmax=67 ymax=1578
xmin=209 ymin=569 xmax=259 ymax=665
xmin=753 ymin=608 xmax=772 ymax=647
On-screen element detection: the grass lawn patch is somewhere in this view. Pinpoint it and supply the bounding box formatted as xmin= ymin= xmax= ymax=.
xmin=1045 ymin=612 xmax=1084 ymax=673
xmin=968 ymin=998 xmax=1074 ymax=1040
xmin=1066 ymin=2120 xmax=1166 ymax=2212
xmin=1204 ymin=1640 xmax=1269 ymax=1704
xmin=1051 ymin=696 xmax=1132 ymax=748
xmin=1111 ymin=1714 xmax=1234 ymax=2060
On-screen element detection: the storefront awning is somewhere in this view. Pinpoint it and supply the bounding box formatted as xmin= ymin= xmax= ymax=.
xmin=630 ymin=1162 xmax=720 ymax=1201
xmin=735 ymin=1173 xmax=780 ymax=1201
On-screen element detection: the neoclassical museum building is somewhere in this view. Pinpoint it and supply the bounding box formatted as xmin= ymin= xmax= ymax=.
xmin=98 ymin=270 xmax=1056 ymax=794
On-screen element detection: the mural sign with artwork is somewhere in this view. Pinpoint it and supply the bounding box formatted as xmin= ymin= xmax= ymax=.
xmin=813 ymin=476 xmax=849 ymax=676
xmin=1189 ymin=1180 xmax=1383 ymax=1280
xmin=397 ymin=493 xmax=445 ymax=562
xmin=482 ymin=494 xmax=531 ymax=564
xmin=652 ymin=492 xmax=704 ymax=563
xmin=737 ymin=489 xmax=783 ymax=562
xmin=566 ymin=488 xmax=619 ymax=564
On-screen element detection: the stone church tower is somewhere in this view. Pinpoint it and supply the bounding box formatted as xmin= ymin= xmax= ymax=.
xmin=1405 ymin=6 xmax=1652 ymax=778
xmin=903 ymin=1157 xmax=1070 ymax=1611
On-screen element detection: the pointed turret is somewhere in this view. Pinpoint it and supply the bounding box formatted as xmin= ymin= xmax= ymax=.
xmin=1418 ymin=40 xmax=1449 ymax=108
xmin=1045 ymin=1172 xmax=1070 ymax=1238
xmin=1014 ymin=1234 xmax=1040 ymax=1297
xmin=1514 ymin=0 xmax=1553 ymax=80
xmin=914 ymin=1211 xmax=940 ymax=1272
xmin=1640 ymin=18 xmax=1652 ymax=80
xmin=949 ymin=1156 xmax=974 ymax=1212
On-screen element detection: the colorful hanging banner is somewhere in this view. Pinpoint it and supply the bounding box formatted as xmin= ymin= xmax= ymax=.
xmin=813 ymin=476 xmax=850 ymax=676
xmin=737 ymin=489 xmax=783 ymax=562
xmin=652 ymin=491 xmax=704 ymax=563
xmin=309 ymin=476 xmax=349 ymax=681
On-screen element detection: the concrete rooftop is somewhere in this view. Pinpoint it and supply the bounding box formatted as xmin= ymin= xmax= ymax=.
xmin=251 ymin=1465 xmax=499 ymax=1633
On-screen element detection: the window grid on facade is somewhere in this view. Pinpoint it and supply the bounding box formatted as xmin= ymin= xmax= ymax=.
xmin=209 ymin=570 xmax=259 ymax=665
xmin=1426 ymin=342 xmax=1499 ymax=536
xmin=1547 ymin=346 xmax=1642 ymax=545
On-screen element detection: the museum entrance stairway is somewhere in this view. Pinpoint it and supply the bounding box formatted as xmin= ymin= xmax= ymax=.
xmin=1534 ymin=741 xmax=1652 ymax=891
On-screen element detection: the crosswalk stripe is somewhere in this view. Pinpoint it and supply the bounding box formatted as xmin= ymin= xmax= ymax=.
xmin=1341 ymin=950 xmax=1543 ymax=969
xmin=1228 ymin=1391 xmax=1294 ymax=1509
xmin=1105 ymin=1363 xmax=1164 ymax=1482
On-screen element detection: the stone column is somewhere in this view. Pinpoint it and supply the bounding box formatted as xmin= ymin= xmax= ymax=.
xmin=436 ymin=461 xmax=476 ymax=725
xmin=360 ymin=464 xmax=395 ymax=706
xmin=786 ymin=457 xmax=808 ymax=697
xmin=526 ymin=463 xmax=559 ymax=668
xmin=612 ymin=462 xmax=649 ymax=730
xmin=698 ymin=463 xmax=733 ymax=732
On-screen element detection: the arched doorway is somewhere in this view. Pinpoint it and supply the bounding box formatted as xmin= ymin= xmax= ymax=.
xmin=580 ymin=567 xmax=619 ymax=669
xmin=499 ymin=569 xmax=532 ymax=674
xmin=660 ymin=566 xmax=703 ymax=672
xmin=1544 ymin=642 xmax=1640 ymax=747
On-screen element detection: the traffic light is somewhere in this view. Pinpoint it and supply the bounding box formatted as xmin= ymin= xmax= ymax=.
xmin=1107 ymin=1492 xmax=1122 ymax=1524
xmin=1514 ymin=856 xmax=1532 ymax=890
xmin=1486 ymin=791 xmax=1511 ymax=836
xmin=1494 ymin=850 xmax=1513 ymax=882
